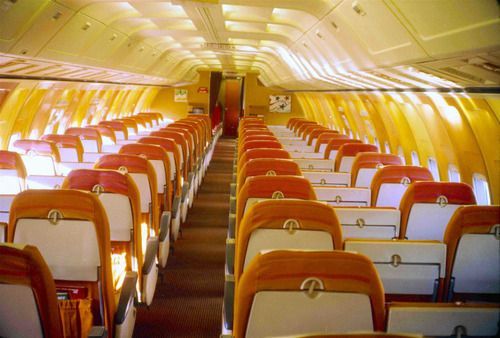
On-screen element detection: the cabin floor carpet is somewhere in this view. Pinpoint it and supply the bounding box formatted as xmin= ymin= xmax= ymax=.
xmin=134 ymin=138 xmax=235 ymax=338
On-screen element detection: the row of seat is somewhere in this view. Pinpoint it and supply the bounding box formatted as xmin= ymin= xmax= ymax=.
xmin=222 ymin=117 xmax=499 ymax=338
xmin=0 ymin=112 xmax=222 ymax=338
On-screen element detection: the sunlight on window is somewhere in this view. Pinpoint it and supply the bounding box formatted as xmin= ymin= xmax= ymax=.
xmin=448 ymin=164 xmax=461 ymax=183
xmin=411 ymin=151 xmax=420 ymax=166
xmin=427 ymin=157 xmax=440 ymax=181
xmin=8 ymin=133 xmax=21 ymax=151
xmin=398 ymin=146 xmax=406 ymax=165
xmin=472 ymin=174 xmax=491 ymax=205
xmin=384 ymin=141 xmax=391 ymax=154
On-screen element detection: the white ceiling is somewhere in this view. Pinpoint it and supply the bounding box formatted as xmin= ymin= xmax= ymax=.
xmin=0 ymin=0 xmax=499 ymax=88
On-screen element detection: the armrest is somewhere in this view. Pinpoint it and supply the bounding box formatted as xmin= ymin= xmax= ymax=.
xmin=188 ymin=171 xmax=195 ymax=185
xmin=229 ymin=196 xmax=236 ymax=215
xmin=181 ymin=182 xmax=189 ymax=203
xmin=226 ymin=238 xmax=235 ymax=275
xmin=228 ymin=214 xmax=236 ymax=239
xmin=87 ymin=326 xmax=107 ymax=338
xmin=172 ymin=195 xmax=181 ymax=217
xmin=142 ymin=237 xmax=159 ymax=275
xmin=223 ymin=277 xmax=235 ymax=331
xmin=159 ymin=211 xmax=171 ymax=242
xmin=115 ymin=271 xmax=138 ymax=325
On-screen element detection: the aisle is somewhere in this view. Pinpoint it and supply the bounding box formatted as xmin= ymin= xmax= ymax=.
xmin=134 ymin=138 xmax=235 ymax=338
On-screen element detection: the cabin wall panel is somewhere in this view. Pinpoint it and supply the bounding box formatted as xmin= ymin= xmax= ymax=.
xmin=413 ymin=103 xmax=459 ymax=182
xmin=243 ymin=73 xmax=304 ymax=125
xmin=359 ymin=95 xmax=391 ymax=153
xmin=398 ymin=101 xmax=437 ymax=169
xmin=346 ymin=96 xmax=369 ymax=140
xmin=0 ymin=83 xmax=38 ymax=149
xmin=453 ymin=96 xmax=499 ymax=204
xmin=432 ymin=97 xmax=486 ymax=188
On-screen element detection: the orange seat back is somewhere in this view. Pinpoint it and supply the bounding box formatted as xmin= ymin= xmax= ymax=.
xmin=41 ymin=134 xmax=84 ymax=162
xmin=0 ymin=244 xmax=63 ymax=338
xmin=236 ymin=175 xmax=316 ymax=225
xmin=235 ymin=200 xmax=343 ymax=279
xmin=233 ymin=250 xmax=385 ymax=337
xmin=237 ymin=158 xmax=302 ymax=191
xmin=350 ymin=152 xmax=403 ymax=187
xmin=334 ymin=143 xmax=378 ymax=171
xmin=8 ymin=189 xmax=116 ymax=337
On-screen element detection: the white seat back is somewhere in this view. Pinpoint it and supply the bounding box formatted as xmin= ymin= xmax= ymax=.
xmin=102 ymin=144 xmax=123 ymax=153
xmin=327 ymin=149 xmax=338 ymax=160
xmin=354 ymin=168 xmax=378 ymax=188
xmin=345 ymin=240 xmax=446 ymax=295
xmin=130 ymin=173 xmax=152 ymax=213
xmin=0 ymin=284 xmax=44 ymax=338
xmin=0 ymin=169 xmax=22 ymax=194
xmin=58 ymin=148 xmax=79 ymax=162
xmin=244 ymin=229 xmax=334 ymax=269
xmin=59 ymin=162 xmax=94 ymax=176
xmin=126 ymin=127 xmax=136 ymax=136
xmin=387 ymin=304 xmax=500 ymax=336
xmin=293 ymin=159 xmax=333 ymax=171
xmin=335 ymin=208 xmax=400 ymax=239
xmin=82 ymin=152 xmax=104 ymax=163
xmin=451 ymin=232 xmax=500 ymax=294
xmin=26 ymin=176 xmax=65 ymax=190
xmin=81 ymin=139 xmax=98 ymax=152
xmin=405 ymin=203 xmax=462 ymax=240
xmin=289 ymin=152 xmax=323 ymax=159
xmin=0 ymin=195 xmax=13 ymax=242
xmin=150 ymin=160 xmax=167 ymax=194
xmin=21 ymin=154 xmax=56 ymax=176
xmin=246 ymin=291 xmax=373 ymax=338
xmin=302 ymin=172 xmax=350 ymax=187
xmin=338 ymin=156 xmax=355 ymax=173
xmin=177 ymin=145 xmax=184 ymax=167
xmin=166 ymin=152 xmax=176 ymax=179
xmin=283 ymin=144 xmax=314 ymax=153
xmin=375 ymin=183 xmax=408 ymax=208
xmin=114 ymin=131 xmax=125 ymax=141
xmin=314 ymin=187 xmax=371 ymax=207
xmin=13 ymin=219 xmax=100 ymax=281
xmin=98 ymin=194 xmax=133 ymax=241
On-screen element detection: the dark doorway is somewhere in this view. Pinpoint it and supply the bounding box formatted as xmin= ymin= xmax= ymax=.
xmin=223 ymin=79 xmax=241 ymax=137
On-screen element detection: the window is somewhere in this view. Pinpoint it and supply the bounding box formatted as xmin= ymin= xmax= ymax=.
xmin=427 ymin=158 xmax=440 ymax=181
xmin=398 ymin=146 xmax=406 ymax=165
xmin=472 ymin=174 xmax=491 ymax=205
xmin=8 ymin=133 xmax=21 ymax=151
xmin=364 ymin=135 xmax=369 ymax=144
xmin=411 ymin=151 xmax=420 ymax=166
xmin=374 ymin=137 xmax=380 ymax=150
xmin=448 ymin=164 xmax=461 ymax=183
xmin=384 ymin=141 xmax=391 ymax=154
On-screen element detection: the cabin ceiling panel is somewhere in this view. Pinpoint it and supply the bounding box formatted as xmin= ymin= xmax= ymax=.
xmin=8 ymin=1 xmax=74 ymax=57
xmin=0 ymin=0 xmax=51 ymax=51
xmin=0 ymin=0 xmax=498 ymax=89
xmin=332 ymin=0 xmax=428 ymax=66
xmin=388 ymin=0 xmax=500 ymax=58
